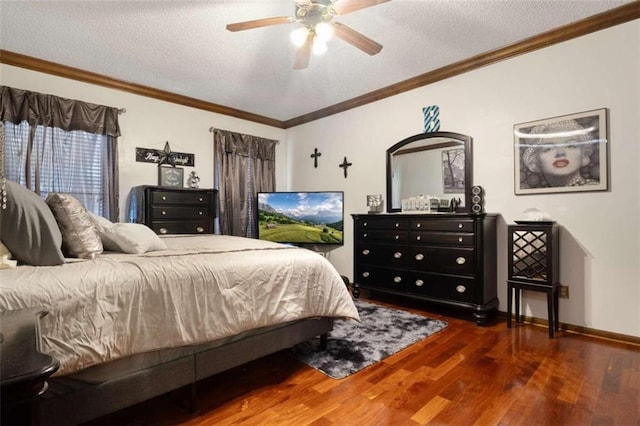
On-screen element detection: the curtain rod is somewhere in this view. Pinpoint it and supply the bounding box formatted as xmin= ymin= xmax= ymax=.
xmin=118 ymin=108 xmax=126 ymax=114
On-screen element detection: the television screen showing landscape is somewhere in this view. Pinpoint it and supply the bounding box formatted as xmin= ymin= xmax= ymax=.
xmin=257 ymin=191 xmax=344 ymax=245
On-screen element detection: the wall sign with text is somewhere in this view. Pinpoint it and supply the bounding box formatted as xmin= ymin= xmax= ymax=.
xmin=136 ymin=146 xmax=195 ymax=167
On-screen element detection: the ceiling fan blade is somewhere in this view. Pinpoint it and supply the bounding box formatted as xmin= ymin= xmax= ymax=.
xmin=333 ymin=0 xmax=390 ymax=15
xmin=226 ymin=16 xmax=293 ymax=32
xmin=293 ymin=33 xmax=314 ymax=70
xmin=333 ymin=22 xmax=382 ymax=55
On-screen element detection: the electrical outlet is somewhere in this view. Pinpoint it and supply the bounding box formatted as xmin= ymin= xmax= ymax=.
xmin=559 ymin=285 xmax=569 ymax=298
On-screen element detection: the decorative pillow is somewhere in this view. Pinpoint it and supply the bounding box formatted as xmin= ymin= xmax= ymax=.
xmin=0 ymin=241 xmax=18 ymax=269
xmin=46 ymin=193 xmax=103 ymax=259
xmin=88 ymin=212 xmax=120 ymax=251
xmin=104 ymin=223 xmax=167 ymax=254
xmin=0 ymin=180 xmax=65 ymax=266
xmin=88 ymin=213 xmax=166 ymax=254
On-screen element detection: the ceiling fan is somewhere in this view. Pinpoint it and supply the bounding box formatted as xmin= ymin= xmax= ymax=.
xmin=226 ymin=0 xmax=390 ymax=70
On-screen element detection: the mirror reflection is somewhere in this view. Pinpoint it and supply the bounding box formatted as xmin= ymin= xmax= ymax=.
xmin=386 ymin=132 xmax=473 ymax=213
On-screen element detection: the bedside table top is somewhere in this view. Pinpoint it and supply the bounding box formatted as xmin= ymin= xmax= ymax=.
xmin=0 ymin=308 xmax=59 ymax=388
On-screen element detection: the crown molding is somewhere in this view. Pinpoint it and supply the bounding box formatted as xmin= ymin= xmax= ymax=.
xmin=1 ymin=2 xmax=638 ymax=129
xmin=284 ymin=1 xmax=640 ymax=127
xmin=0 ymin=50 xmax=286 ymax=129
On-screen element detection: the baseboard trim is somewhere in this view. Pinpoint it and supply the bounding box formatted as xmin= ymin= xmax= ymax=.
xmin=498 ymin=311 xmax=640 ymax=346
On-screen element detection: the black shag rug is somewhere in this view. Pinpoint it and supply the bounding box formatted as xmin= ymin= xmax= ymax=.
xmin=290 ymin=299 xmax=448 ymax=379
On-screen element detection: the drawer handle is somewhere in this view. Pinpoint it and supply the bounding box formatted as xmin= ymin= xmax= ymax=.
xmin=395 ymin=234 xmax=400 ymax=240
xmin=196 ymin=227 xmax=204 ymax=233
xmin=393 ymin=276 xmax=402 ymax=283
xmin=362 ymin=271 xmax=370 ymax=278
xmin=456 ymin=257 xmax=466 ymax=265
xmin=198 ymin=211 xmax=204 ymax=216
xmin=395 ymin=223 xmax=400 ymax=228
xmin=162 ymin=196 xmax=167 ymax=201
xmin=458 ymin=237 xmax=463 ymax=243
xmin=362 ymin=249 xmax=370 ymax=255
xmin=458 ymin=223 xmax=464 ymax=229
xmin=198 ymin=197 xmax=204 ymax=202
xmin=416 ymin=235 xmax=422 ymax=241
xmin=159 ymin=228 xmax=168 ymax=234
xmin=415 ymin=253 xmax=424 ymax=261
xmin=393 ymin=252 xmax=402 ymax=259
xmin=363 ymin=233 xmax=368 ymax=238
xmin=363 ymin=222 xmax=368 ymax=227
xmin=161 ymin=210 xmax=167 ymax=215
xmin=456 ymin=285 xmax=466 ymax=293
xmin=415 ymin=279 xmax=424 ymax=287
xmin=416 ymin=223 xmax=421 ymax=228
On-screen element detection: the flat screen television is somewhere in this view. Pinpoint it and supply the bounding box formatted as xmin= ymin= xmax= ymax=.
xmin=257 ymin=191 xmax=344 ymax=245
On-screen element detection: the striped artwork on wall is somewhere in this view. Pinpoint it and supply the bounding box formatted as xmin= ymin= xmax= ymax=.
xmin=422 ymin=105 xmax=440 ymax=133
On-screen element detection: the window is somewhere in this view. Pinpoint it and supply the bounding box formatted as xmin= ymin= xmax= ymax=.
xmin=4 ymin=120 xmax=114 ymax=217
xmin=0 ymin=86 xmax=121 ymax=220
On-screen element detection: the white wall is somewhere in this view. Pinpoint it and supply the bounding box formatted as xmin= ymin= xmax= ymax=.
xmin=0 ymin=65 xmax=287 ymax=220
xmin=2 ymin=21 xmax=637 ymax=337
xmin=285 ymin=21 xmax=640 ymax=337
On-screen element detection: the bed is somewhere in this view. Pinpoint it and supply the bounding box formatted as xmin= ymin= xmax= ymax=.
xmin=0 ymin=181 xmax=359 ymax=424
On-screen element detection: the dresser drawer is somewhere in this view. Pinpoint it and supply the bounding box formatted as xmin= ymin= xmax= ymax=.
xmin=150 ymin=220 xmax=213 ymax=235
xmin=411 ymin=231 xmax=474 ymax=246
xmin=410 ymin=246 xmax=475 ymax=275
xmin=152 ymin=206 xmax=211 ymax=220
xmin=151 ymin=190 xmax=212 ymax=205
xmin=359 ymin=218 xmax=408 ymax=230
xmin=410 ymin=219 xmax=474 ymax=232
xmin=357 ymin=243 xmax=409 ymax=267
xmin=407 ymin=273 xmax=476 ymax=304
xmin=355 ymin=265 xmax=409 ymax=292
xmin=359 ymin=230 xmax=409 ymax=243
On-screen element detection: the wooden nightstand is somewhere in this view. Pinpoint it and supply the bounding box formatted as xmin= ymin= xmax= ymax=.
xmin=1 ymin=308 xmax=59 ymax=425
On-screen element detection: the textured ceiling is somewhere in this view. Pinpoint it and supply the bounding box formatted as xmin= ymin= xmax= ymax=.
xmin=0 ymin=0 xmax=634 ymax=123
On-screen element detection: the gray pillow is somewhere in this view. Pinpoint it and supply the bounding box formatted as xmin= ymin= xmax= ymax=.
xmin=46 ymin=193 xmax=103 ymax=259
xmin=0 ymin=180 xmax=65 ymax=266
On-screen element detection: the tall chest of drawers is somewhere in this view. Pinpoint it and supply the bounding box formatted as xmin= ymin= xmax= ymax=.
xmin=130 ymin=186 xmax=217 ymax=235
xmin=352 ymin=213 xmax=498 ymax=325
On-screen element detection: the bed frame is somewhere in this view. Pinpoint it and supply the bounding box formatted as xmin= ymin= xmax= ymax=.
xmin=36 ymin=317 xmax=333 ymax=425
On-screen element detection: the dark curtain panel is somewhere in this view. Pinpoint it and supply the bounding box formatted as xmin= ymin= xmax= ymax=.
xmin=0 ymin=123 xmax=5 ymax=212
xmin=213 ymin=129 xmax=276 ymax=238
xmin=0 ymin=86 xmax=121 ymax=136
xmin=0 ymin=86 xmax=120 ymax=220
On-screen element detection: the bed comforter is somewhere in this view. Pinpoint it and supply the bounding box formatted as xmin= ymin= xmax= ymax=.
xmin=0 ymin=235 xmax=359 ymax=376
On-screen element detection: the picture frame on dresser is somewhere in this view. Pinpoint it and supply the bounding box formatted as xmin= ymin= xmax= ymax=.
xmin=158 ymin=166 xmax=184 ymax=187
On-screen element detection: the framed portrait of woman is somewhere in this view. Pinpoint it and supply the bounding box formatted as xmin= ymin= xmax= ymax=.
xmin=513 ymin=108 xmax=609 ymax=195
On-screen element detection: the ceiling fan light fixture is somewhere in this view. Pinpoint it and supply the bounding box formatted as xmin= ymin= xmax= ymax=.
xmin=312 ymin=37 xmax=328 ymax=55
xmin=314 ymin=22 xmax=334 ymax=42
xmin=290 ymin=26 xmax=310 ymax=47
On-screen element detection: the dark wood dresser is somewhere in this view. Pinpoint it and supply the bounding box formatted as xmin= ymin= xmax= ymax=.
xmin=130 ymin=186 xmax=217 ymax=235
xmin=352 ymin=213 xmax=498 ymax=325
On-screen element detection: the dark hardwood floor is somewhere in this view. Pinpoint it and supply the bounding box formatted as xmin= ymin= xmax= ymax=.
xmin=86 ymin=296 xmax=639 ymax=425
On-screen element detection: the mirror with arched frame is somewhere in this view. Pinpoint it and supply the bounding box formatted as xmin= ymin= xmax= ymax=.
xmin=386 ymin=131 xmax=473 ymax=213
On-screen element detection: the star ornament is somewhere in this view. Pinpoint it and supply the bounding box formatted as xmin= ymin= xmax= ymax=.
xmin=157 ymin=141 xmax=177 ymax=167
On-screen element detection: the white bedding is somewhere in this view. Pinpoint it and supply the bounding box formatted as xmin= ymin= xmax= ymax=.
xmin=0 ymin=235 xmax=359 ymax=376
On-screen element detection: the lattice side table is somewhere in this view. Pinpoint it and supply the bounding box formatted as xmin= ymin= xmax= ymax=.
xmin=506 ymin=222 xmax=560 ymax=337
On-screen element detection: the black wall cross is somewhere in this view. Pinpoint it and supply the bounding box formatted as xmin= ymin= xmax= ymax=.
xmin=310 ymin=148 xmax=322 ymax=168
xmin=339 ymin=156 xmax=352 ymax=178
